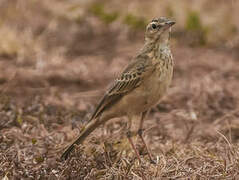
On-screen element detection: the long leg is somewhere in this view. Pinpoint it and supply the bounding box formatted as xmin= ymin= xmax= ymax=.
xmin=138 ymin=110 xmax=155 ymax=163
xmin=126 ymin=131 xmax=142 ymax=163
xmin=126 ymin=115 xmax=142 ymax=163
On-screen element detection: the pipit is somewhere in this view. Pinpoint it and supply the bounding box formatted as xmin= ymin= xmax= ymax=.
xmin=61 ymin=17 xmax=175 ymax=163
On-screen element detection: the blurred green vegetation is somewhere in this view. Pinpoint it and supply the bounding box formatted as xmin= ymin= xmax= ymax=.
xmin=165 ymin=6 xmax=174 ymax=18
xmin=123 ymin=14 xmax=147 ymax=30
xmin=186 ymin=11 xmax=202 ymax=31
xmin=88 ymin=2 xmax=147 ymax=30
xmin=0 ymin=0 xmax=238 ymax=61
xmin=185 ymin=11 xmax=208 ymax=46
xmin=89 ymin=3 xmax=119 ymax=24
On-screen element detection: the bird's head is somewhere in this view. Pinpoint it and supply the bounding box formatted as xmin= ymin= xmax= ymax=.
xmin=145 ymin=17 xmax=175 ymax=43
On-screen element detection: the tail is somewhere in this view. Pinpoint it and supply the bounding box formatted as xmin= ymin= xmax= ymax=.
xmin=61 ymin=117 xmax=103 ymax=160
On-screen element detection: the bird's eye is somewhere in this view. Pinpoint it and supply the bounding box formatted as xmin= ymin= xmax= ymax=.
xmin=151 ymin=24 xmax=157 ymax=29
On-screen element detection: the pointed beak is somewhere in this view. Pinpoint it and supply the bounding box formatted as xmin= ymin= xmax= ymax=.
xmin=166 ymin=21 xmax=176 ymax=26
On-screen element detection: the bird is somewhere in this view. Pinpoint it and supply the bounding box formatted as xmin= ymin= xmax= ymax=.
xmin=61 ymin=17 xmax=175 ymax=163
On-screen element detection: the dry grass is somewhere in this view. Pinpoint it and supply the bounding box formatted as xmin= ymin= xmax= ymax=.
xmin=1 ymin=0 xmax=239 ymax=179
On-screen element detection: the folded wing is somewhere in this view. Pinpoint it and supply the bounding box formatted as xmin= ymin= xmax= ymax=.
xmin=89 ymin=55 xmax=154 ymax=121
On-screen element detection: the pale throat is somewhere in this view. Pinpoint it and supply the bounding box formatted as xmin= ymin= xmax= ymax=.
xmin=157 ymin=31 xmax=170 ymax=49
xmin=142 ymin=30 xmax=170 ymax=55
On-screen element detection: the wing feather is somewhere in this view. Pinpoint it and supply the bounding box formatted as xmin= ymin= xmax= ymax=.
xmin=89 ymin=55 xmax=154 ymax=120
